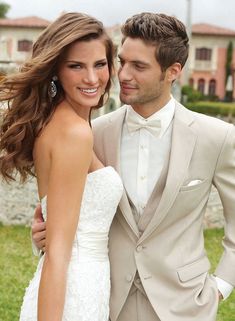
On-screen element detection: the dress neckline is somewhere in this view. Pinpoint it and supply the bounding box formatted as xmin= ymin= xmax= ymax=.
xmin=40 ymin=166 xmax=114 ymax=203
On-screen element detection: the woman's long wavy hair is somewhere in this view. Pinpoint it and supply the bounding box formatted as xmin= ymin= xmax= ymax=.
xmin=0 ymin=12 xmax=115 ymax=182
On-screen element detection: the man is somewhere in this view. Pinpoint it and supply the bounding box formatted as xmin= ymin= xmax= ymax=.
xmin=32 ymin=13 xmax=235 ymax=321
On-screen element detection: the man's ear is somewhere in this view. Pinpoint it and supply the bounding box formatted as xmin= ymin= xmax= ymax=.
xmin=166 ymin=63 xmax=182 ymax=82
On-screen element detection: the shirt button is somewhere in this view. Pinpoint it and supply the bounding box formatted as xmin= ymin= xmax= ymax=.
xmin=140 ymin=176 xmax=146 ymax=180
xmin=125 ymin=274 xmax=133 ymax=282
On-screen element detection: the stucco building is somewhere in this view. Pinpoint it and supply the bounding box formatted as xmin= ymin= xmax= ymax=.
xmin=0 ymin=16 xmax=50 ymax=76
xmin=189 ymin=23 xmax=235 ymax=100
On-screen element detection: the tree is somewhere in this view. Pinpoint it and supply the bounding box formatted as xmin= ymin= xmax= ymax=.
xmin=0 ymin=1 xmax=10 ymax=18
xmin=225 ymin=41 xmax=233 ymax=101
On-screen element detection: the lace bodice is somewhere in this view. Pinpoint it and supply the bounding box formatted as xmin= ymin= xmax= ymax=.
xmin=41 ymin=166 xmax=123 ymax=262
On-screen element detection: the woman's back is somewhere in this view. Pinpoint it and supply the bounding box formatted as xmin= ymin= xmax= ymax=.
xmin=33 ymin=102 xmax=91 ymax=200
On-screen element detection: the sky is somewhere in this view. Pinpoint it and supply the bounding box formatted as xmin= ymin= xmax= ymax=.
xmin=4 ymin=0 xmax=235 ymax=31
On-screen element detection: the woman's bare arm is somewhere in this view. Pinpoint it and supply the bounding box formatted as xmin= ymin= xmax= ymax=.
xmin=38 ymin=121 xmax=93 ymax=321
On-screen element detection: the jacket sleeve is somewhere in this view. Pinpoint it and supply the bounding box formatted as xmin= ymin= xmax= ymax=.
xmin=213 ymin=124 xmax=235 ymax=286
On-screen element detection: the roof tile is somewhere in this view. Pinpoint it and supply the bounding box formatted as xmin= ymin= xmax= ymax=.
xmin=192 ymin=23 xmax=235 ymax=36
xmin=0 ymin=16 xmax=50 ymax=28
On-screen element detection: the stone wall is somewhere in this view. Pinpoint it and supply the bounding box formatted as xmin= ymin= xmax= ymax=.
xmin=0 ymin=176 xmax=224 ymax=228
xmin=0 ymin=175 xmax=38 ymax=225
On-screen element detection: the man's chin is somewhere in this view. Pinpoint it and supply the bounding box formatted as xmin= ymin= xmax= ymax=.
xmin=119 ymin=94 xmax=134 ymax=105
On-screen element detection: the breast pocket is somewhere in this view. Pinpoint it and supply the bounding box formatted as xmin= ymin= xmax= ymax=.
xmin=174 ymin=178 xmax=211 ymax=214
xmin=180 ymin=178 xmax=209 ymax=192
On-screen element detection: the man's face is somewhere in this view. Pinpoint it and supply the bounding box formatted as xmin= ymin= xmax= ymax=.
xmin=118 ymin=37 xmax=170 ymax=111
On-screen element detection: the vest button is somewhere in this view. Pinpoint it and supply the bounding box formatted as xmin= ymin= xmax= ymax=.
xmin=136 ymin=245 xmax=143 ymax=252
xmin=136 ymin=278 xmax=141 ymax=284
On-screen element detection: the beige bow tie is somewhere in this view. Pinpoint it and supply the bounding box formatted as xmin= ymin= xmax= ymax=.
xmin=126 ymin=114 xmax=161 ymax=137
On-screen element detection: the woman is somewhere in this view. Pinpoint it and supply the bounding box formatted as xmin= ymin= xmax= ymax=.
xmin=0 ymin=12 xmax=123 ymax=321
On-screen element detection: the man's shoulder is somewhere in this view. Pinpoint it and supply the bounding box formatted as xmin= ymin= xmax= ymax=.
xmin=92 ymin=105 xmax=127 ymax=129
xmin=176 ymin=101 xmax=233 ymax=133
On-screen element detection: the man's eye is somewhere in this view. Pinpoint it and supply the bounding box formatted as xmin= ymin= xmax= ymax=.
xmin=135 ymin=64 xmax=145 ymax=70
xmin=118 ymin=59 xmax=124 ymax=66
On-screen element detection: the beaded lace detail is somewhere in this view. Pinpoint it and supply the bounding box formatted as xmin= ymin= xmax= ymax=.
xmin=20 ymin=167 xmax=123 ymax=321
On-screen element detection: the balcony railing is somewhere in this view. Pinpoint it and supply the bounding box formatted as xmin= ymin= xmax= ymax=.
xmin=194 ymin=60 xmax=213 ymax=71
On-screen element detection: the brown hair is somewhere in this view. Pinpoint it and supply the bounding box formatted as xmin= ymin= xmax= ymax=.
xmin=121 ymin=12 xmax=189 ymax=71
xmin=0 ymin=12 xmax=115 ymax=182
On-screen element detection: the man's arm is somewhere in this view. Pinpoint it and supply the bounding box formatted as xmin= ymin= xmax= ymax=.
xmin=213 ymin=125 xmax=235 ymax=297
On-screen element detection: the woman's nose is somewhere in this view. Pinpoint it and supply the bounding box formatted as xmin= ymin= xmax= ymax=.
xmin=84 ymin=69 xmax=98 ymax=84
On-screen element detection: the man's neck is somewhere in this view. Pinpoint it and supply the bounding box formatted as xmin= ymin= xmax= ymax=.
xmin=131 ymin=96 xmax=172 ymax=118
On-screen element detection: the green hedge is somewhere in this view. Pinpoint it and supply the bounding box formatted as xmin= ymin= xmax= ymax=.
xmin=185 ymin=101 xmax=235 ymax=117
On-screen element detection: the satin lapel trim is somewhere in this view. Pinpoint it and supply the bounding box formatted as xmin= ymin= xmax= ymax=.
xmin=102 ymin=106 xmax=139 ymax=237
xmin=138 ymin=104 xmax=197 ymax=243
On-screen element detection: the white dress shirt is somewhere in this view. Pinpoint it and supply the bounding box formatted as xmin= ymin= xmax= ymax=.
xmin=120 ymin=97 xmax=233 ymax=299
xmin=121 ymin=98 xmax=175 ymax=215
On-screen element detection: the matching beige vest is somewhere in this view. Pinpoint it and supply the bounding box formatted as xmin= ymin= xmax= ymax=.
xmin=126 ymin=149 xmax=171 ymax=299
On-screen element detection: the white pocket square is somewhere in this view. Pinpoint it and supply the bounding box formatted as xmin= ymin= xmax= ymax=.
xmin=187 ymin=179 xmax=202 ymax=186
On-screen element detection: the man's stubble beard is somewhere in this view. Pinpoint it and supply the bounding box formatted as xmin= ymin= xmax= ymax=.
xmin=119 ymin=82 xmax=164 ymax=108
xmin=119 ymin=70 xmax=166 ymax=107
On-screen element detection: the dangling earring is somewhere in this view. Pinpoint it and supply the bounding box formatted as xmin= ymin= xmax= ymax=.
xmin=48 ymin=76 xmax=58 ymax=98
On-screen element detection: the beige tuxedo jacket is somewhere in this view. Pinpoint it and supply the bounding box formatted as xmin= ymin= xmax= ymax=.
xmin=92 ymin=101 xmax=235 ymax=321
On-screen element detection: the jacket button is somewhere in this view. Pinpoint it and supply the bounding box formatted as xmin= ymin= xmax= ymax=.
xmin=126 ymin=274 xmax=133 ymax=282
xmin=136 ymin=245 xmax=143 ymax=252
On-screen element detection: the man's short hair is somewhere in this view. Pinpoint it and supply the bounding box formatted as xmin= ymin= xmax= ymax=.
xmin=121 ymin=12 xmax=189 ymax=71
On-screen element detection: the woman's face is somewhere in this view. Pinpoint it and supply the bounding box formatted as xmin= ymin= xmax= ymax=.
xmin=58 ymin=38 xmax=109 ymax=110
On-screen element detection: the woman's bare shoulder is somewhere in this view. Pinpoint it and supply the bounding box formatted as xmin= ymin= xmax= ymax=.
xmin=54 ymin=119 xmax=93 ymax=156
xmin=39 ymin=105 xmax=93 ymax=149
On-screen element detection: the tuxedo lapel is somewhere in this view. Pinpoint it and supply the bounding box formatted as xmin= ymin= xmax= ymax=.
xmin=102 ymin=106 xmax=140 ymax=237
xmin=102 ymin=109 xmax=123 ymax=172
xmin=138 ymin=103 xmax=197 ymax=243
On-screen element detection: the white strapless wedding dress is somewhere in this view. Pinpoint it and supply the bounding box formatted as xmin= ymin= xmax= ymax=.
xmin=20 ymin=166 xmax=123 ymax=321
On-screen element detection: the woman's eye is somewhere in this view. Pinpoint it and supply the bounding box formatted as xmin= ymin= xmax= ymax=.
xmin=68 ymin=64 xmax=82 ymax=69
xmin=96 ymin=62 xmax=107 ymax=68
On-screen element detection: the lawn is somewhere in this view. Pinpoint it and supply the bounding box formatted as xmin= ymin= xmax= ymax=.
xmin=0 ymin=225 xmax=234 ymax=321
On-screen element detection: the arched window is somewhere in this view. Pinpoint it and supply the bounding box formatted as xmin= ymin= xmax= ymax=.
xmin=208 ymin=79 xmax=216 ymax=96
xmin=196 ymin=48 xmax=212 ymax=61
xmin=197 ymin=78 xmax=205 ymax=94
xmin=18 ymin=40 xmax=33 ymax=52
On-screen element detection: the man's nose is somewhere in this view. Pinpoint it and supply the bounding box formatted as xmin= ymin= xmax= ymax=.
xmin=118 ymin=64 xmax=132 ymax=82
